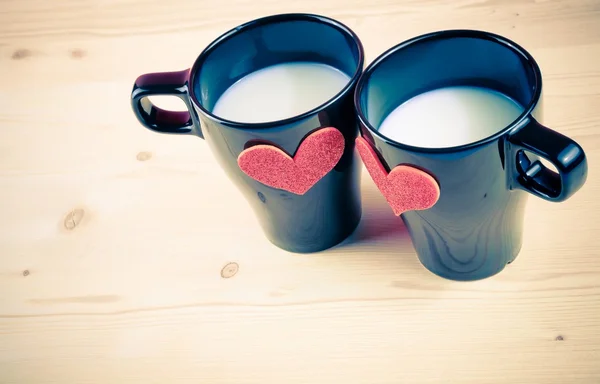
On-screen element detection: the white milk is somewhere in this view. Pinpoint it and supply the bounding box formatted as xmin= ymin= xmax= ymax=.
xmin=212 ymin=62 xmax=350 ymax=123
xmin=378 ymin=86 xmax=525 ymax=148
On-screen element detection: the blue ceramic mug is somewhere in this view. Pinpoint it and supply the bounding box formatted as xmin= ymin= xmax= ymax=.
xmin=355 ymin=30 xmax=588 ymax=281
xmin=130 ymin=14 xmax=364 ymax=253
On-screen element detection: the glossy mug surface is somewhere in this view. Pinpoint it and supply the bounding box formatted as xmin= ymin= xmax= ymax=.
xmin=355 ymin=30 xmax=588 ymax=281
xmin=130 ymin=14 xmax=364 ymax=253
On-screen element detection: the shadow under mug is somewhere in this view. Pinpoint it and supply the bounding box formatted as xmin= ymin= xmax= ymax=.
xmin=130 ymin=14 xmax=365 ymax=253
xmin=355 ymin=30 xmax=588 ymax=281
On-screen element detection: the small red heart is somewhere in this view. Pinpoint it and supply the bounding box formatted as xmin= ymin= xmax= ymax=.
xmin=356 ymin=137 xmax=440 ymax=216
xmin=238 ymin=127 xmax=345 ymax=195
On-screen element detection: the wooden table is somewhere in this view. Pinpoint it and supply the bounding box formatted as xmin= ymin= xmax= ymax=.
xmin=1 ymin=0 xmax=599 ymax=383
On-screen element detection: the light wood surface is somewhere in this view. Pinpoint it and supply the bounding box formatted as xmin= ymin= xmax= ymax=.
xmin=1 ymin=0 xmax=599 ymax=383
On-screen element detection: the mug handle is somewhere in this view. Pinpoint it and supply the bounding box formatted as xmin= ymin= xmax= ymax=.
xmin=508 ymin=118 xmax=587 ymax=202
xmin=130 ymin=69 xmax=202 ymax=138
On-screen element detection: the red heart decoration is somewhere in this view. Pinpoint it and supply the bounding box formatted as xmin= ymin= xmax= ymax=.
xmin=356 ymin=137 xmax=440 ymax=216
xmin=238 ymin=127 xmax=345 ymax=195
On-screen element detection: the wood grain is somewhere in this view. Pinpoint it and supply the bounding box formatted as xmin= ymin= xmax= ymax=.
xmin=1 ymin=0 xmax=599 ymax=383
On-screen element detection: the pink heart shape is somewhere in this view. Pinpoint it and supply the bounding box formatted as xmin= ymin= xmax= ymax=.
xmin=356 ymin=137 xmax=440 ymax=216
xmin=238 ymin=127 xmax=345 ymax=195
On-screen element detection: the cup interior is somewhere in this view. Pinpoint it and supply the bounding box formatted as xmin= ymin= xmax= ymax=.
xmin=190 ymin=14 xmax=363 ymax=118
xmin=356 ymin=31 xmax=541 ymax=149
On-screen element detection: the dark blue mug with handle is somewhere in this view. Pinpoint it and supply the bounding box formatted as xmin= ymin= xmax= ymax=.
xmin=130 ymin=14 xmax=364 ymax=253
xmin=354 ymin=30 xmax=588 ymax=281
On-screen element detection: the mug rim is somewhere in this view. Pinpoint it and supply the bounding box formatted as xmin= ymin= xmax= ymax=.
xmin=354 ymin=29 xmax=543 ymax=153
xmin=188 ymin=13 xmax=365 ymax=129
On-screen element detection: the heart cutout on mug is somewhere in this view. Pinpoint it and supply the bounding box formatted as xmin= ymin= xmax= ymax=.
xmin=238 ymin=127 xmax=345 ymax=195
xmin=356 ymin=137 xmax=440 ymax=216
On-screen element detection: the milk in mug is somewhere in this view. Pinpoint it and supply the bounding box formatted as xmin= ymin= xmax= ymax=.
xmin=213 ymin=62 xmax=350 ymax=123
xmin=378 ymin=86 xmax=525 ymax=148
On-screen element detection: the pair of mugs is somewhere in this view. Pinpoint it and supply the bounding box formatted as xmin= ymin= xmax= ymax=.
xmin=130 ymin=13 xmax=588 ymax=281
